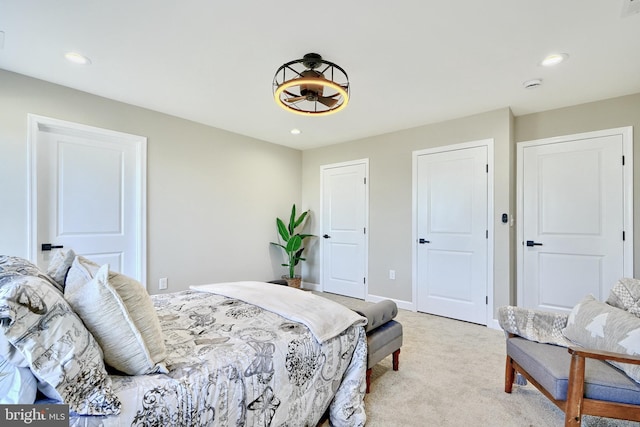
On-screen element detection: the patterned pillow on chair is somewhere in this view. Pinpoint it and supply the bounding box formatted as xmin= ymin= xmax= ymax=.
xmin=607 ymin=277 xmax=640 ymax=317
xmin=563 ymin=294 xmax=640 ymax=383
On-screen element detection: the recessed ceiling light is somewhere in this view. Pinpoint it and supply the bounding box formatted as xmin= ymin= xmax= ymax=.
xmin=541 ymin=53 xmax=568 ymax=67
xmin=290 ymin=128 xmax=301 ymax=135
xmin=65 ymin=52 xmax=91 ymax=65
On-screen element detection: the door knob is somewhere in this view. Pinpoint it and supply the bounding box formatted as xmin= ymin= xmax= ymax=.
xmin=323 ymin=234 xmax=331 ymax=239
xmin=418 ymin=238 xmax=430 ymax=244
xmin=41 ymin=243 xmax=64 ymax=251
xmin=525 ymin=240 xmax=543 ymax=247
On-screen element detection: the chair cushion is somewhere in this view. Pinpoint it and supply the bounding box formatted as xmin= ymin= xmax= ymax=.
xmin=507 ymin=336 xmax=640 ymax=405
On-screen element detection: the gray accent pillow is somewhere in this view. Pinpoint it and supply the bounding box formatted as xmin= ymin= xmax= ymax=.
xmin=563 ymin=295 xmax=640 ymax=383
xmin=0 ymin=275 xmax=121 ymax=414
xmin=65 ymin=256 xmax=168 ymax=375
xmin=607 ymin=277 xmax=640 ymax=317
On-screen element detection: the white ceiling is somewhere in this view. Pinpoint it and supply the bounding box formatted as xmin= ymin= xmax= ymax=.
xmin=1 ymin=1 xmax=639 ymax=150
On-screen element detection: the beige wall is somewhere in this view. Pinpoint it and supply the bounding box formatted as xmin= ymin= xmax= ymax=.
xmin=0 ymin=70 xmax=302 ymax=294
xmin=302 ymin=108 xmax=514 ymax=316
xmin=515 ymin=93 xmax=640 ymax=275
xmin=3 ymin=67 xmax=638 ymax=317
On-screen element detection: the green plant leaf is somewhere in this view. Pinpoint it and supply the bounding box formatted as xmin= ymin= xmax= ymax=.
xmin=276 ymin=218 xmax=290 ymax=241
xmin=288 ymin=204 xmax=297 ymax=235
xmin=286 ymin=235 xmax=302 ymax=252
xmin=293 ymin=210 xmax=308 ymax=229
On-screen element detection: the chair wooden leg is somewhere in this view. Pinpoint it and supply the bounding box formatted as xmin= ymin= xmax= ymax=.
xmin=366 ymin=368 xmax=372 ymax=393
xmin=505 ymin=355 xmax=515 ymax=393
xmin=564 ymin=353 xmax=586 ymax=426
xmin=392 ymin=349 xmax=400 ymax=371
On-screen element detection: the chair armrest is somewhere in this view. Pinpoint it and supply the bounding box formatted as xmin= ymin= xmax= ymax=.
xmin=355 ymin=300 xmax=398 ymax=333
xmin=568 ymin=346 xmax=640 ymax=365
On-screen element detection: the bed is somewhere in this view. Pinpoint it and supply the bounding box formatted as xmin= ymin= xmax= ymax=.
xmin=0 ymin=253 xmax=367 ymax=427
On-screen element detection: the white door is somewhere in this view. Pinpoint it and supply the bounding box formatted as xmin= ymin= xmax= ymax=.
xmin=321 ymin=160 xmax=368 ymax=299
xmin=518 ymin=128 xmax=633 ymax=313
xmin=29 ymin=115 xmax=147 ymax=284
xmin=415 ymin=145 xmax=488 ymax=324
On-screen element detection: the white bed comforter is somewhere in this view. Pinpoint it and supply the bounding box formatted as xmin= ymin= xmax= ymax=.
xmin=69 ymin=288 xmax=367 ymax=427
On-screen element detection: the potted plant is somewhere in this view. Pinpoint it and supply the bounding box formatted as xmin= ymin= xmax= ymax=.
xmin=271 ymin=204 xmax=315 ymax=288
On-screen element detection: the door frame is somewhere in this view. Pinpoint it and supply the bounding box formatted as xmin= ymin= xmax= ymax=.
xmin=516 ymin=126 xmax=634 ymax=306
xmin=319 ymin=158 xmax=369 ymax=298
xmin=26 ymin=114 xmax=148 ymax=286
xmin=412 ymin=139 xmax=494 ymax=325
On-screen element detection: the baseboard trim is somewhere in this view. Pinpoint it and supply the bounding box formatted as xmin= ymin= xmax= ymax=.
xmin=488 ymin=318 xmax=501 ymax=331
xmin=301 ymin=281 xmax=321 ymax=292
xmin=366 ymin=293 xmax=414 ymax=311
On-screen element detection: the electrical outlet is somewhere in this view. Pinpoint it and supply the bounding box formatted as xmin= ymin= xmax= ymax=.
xmin=389 ymin=270 xmax=396 ymax=280
xmin=159 ymin=277 xmax=168 ymax=290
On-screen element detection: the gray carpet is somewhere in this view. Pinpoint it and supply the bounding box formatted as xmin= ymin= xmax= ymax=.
xmin=317 ymin=291 xmax=640 ymax=427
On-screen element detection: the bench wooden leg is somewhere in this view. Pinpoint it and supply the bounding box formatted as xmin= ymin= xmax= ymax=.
xmin=392 ymin=349 xmax=400 ymax=371
xmin=505 ymin=355 xmax=515 ymax=393
xmin=366 ymin=368 xmax=372 ymax=393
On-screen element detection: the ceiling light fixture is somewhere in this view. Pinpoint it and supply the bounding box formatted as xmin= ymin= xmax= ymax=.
xmin=290 ymin=128 xmax=301 ymax=135
xmin=541 ymin=53 xmax=568 ymax=67
xmin=65 ymin=52 xmax=91 ymax=65
xmin=273 ymin=53 xmax=349 ymax=116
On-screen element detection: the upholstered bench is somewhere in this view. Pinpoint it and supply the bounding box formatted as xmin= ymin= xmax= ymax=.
xmin=355 ymin=300 xmax=403 ymax=393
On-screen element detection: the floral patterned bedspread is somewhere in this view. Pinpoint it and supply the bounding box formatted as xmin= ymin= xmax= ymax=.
xmin=69 ymin=290 xmax=367 ymax=427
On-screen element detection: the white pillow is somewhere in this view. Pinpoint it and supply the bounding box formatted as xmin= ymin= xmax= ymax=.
xmin=0 ymin=357 xmax=37 ymax=404
xmin=65 ymin=257 xmax=168 ymax=375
